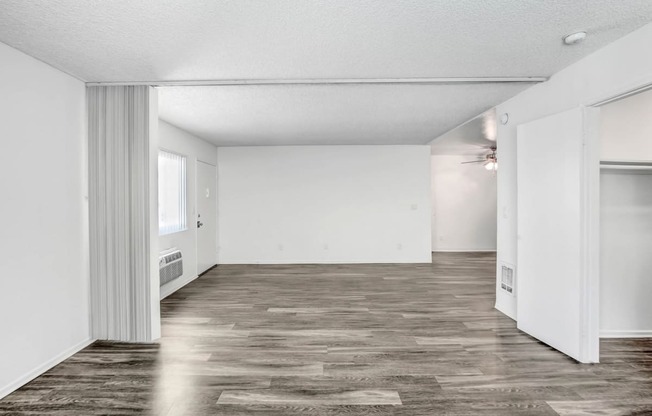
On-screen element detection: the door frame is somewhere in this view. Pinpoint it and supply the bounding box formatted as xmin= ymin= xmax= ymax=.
xmin=575 ymin=77 xmax=652 ymax=361
xmin=195 ymin=159 xmax=217 ymax=275
xmin=587 ymin=77 xmax=652 ymax=349
xmin=580 ymin=106 xmax=600 ymax=363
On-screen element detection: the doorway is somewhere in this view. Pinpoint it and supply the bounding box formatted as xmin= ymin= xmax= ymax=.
xmin=196 ymin=160 xmax=217 ymax=274
xmin=598 ymin=88 xmax=652 ymax=341
xmin=429 ymin=110 xmax=498 ymax=254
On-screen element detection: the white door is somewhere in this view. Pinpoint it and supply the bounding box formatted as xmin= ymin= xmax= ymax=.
xmin=516 ymin=107 xmax=600 ymax=363
xmin=196 ymin=161 xmax=217 ymax=274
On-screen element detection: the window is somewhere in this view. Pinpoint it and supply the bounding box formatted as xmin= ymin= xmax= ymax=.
xmin=158 ymin=150 xmax=187 ymax=235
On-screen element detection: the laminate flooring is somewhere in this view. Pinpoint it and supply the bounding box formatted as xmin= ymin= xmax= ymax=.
xmin=2 ymin=253 xmax=651 ymax=415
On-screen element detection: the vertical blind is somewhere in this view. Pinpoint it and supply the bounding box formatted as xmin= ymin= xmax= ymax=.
xmin=158 ymin=150 xmax=187 ymax=235
xmin=88 ymin=85 xmax=156 ymax=342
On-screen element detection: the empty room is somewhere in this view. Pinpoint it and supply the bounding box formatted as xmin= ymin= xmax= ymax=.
xmin=1 ymin=1 xmax=652 ymax=415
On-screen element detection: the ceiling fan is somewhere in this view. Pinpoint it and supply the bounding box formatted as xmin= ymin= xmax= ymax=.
xmin=461 ymin=146 xmax=497 ymax=171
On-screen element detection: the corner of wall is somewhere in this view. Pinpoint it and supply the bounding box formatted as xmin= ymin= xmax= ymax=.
xmin=0 ymin=338 xmax=94 ymax=400
xmin=495 ymin=292 xmax=517 ymax=321
xmin=160 ymin=273 xmax=200 ymax=300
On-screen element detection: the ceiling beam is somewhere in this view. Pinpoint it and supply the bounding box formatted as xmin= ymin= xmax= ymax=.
xmin=86 ymin=77 xmax=547 ymax=87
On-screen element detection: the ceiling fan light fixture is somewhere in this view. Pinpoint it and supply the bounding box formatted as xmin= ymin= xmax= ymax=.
xmin=460 ymin=146 xmax=497 ymax=172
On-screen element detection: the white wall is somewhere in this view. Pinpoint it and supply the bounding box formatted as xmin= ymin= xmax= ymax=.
xmin=0 ymin=42 xmax=90 ymax=397
xmin=430 ymin=155 xmax=496 ymax=251
xmin=495 ymin=22 xmax=652 ymax=319
xmin=218 ymin=146 xmax=432 ymax=264
xmin=158 ymin=120 xmax=217 ymax=298
xmin=600 ymin=87 xmax=652 ymax=161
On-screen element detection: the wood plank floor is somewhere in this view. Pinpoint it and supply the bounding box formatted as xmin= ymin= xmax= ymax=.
xmin=1 ymin=252 xmax=651 ymax=415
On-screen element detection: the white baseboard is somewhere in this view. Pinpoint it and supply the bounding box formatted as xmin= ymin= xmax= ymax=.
xmin=495 ymin=303 xmax=516 ymax=321
xmin=160 ymin=274 xmax=199 ymax=300
xmin=432 ymin=250 xmax=497 ymax=253
xmin=0 ymin=337 xmax=95 ymax=400
xmin=600 ymin=330 xmax=652 ymax=338
xmin=218 ymin=258 xmax=433 ymax=265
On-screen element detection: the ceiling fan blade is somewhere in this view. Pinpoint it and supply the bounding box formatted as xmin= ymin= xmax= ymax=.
xmin=460 ymin=160 xmax=485 ymax=164
xmin=472 ymin=144 xmax=497 ymax=150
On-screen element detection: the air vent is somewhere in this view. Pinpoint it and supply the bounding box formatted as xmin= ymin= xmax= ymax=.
xmin=159 ymin=248 xmax=183 ymax=286
xmin=500 ymin=264 xmax=515 ymax=294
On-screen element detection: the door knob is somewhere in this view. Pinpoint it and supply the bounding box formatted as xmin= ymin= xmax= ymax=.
xmin=197 ymin=220 xmax=203 ymax=228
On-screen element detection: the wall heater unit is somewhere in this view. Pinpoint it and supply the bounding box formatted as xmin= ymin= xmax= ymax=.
xmin=159 ymin=248 xmax=183 ymax=286
xmin=500 ymin=263 xmax=515 ymax=295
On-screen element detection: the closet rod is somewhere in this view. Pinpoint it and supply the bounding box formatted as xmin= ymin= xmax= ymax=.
xmin=600 ymin=161 xmax=652 ymax=170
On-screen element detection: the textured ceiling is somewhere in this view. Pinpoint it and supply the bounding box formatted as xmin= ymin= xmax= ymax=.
xmin=158 ymin=84 xmax=529 ymax=146
xmin=1 ymin=1 xmax=651 ymax=145
xmin=1 ymin=0 xmax=650 ymax=81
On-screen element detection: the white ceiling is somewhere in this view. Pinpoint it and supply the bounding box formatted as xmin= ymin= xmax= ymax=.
xmin=1 ymin=1 xmax=651 ymax=145
xmin=158 ymin=84 xmax=529 ymax=146
xmin=1 ymin=0 xmax=650 ymax=81
xmin=430 ymin=110 xmax=497 ymax=156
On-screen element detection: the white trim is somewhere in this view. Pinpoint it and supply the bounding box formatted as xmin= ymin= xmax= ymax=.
xmin=432 ymin=250 xmax=497 ymax=253
xmin=0 ymin=338 xmax=95 ymax=400
xmin=218 ymin=259 xmax=433 ymax=265
xmin=495 ymin=304 xmax=516 ymax=321
xmin=588 ymin=71 xmax=652 ymax=107
xmin=600 ymin=330 xmax=652 ymax=338
xmin=87 ymin=77 xmax=547 ymax=87
xmin=579 ymin=106 xmax=601 ymax=363
xmin=160 ymin=274 xmax=200 ymax=300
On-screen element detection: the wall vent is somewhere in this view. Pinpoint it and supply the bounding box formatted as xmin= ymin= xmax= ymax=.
xmin=500 ymin=264 xmax=515 ymax=294
xmin=159 ymin=249 xmax=183 ymax=286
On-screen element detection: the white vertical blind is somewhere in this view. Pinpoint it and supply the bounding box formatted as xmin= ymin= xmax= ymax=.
xmin=88 ymin=85 xmax=158 ymax=342
xmin=158 ymin=150 xmax=187 ymax=235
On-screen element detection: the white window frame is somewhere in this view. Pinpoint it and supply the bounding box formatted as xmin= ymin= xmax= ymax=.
xmin=158 ymin=149 xmax=187 ymax=235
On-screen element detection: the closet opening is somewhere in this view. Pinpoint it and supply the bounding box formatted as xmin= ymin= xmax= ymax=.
xmin=598 ymin=87 xmax=652 ymax=343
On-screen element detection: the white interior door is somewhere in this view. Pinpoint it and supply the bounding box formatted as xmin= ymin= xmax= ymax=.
xmin=196 ymin=161 xmax=217 ymax=274
xmin=516 ymin=107 xmax=600 ymax=363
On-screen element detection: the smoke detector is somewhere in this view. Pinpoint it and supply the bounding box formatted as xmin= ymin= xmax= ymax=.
xmin=563 ymin=31 xmax=587 ymax=45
